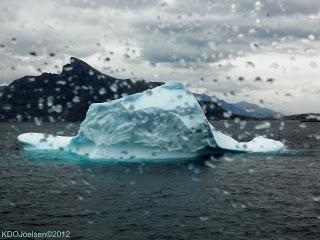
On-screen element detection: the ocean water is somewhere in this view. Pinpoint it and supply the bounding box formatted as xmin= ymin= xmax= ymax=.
xmin=0 ymin=121 xmax=320 ymax=239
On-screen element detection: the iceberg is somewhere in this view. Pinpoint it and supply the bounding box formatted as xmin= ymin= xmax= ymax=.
xmin=17 ymin=133 xmax=72 ymax=150
xmin=17 ymin=82 xmax=285 ymax=161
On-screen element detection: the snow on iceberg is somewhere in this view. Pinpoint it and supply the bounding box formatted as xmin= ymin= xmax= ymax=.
xmin=17 ymin=82 xmax=285 ymax=161
xmin=17 ymin=133 xmax=72 ymax=150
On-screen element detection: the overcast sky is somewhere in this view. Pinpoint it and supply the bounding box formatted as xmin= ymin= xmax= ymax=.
xmin=0 ymin=0 xmax=319 ymax=114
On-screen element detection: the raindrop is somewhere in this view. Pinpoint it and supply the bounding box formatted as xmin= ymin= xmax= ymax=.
xmin=204 ymin=161 xmax=216 ymax=169
xmin=224 ymin=156 xmax=234 ymax=162
xmin=230 ymin=3 xmax=237 ymax=12
xmin=223 ymin=111 xmax=232 ymax=118
xmin=199 ymin=216 xmax=209 ymax=221
xmin=16 ymin=114 xmax=23 ymax=121
xmin=270 ymin=63 xmax=279 ymax=69
xmin=52 ymin=104 xmax=63 ymax=113
xmin=82 ymin=179 xmax=91 ymax=186
xmin=255 ymin=1 xmax=261 ymax=8
xmin=34 ymin=117 xmax=42 ymax=126
xmin=249 ymin=28 xmax=256 ymax=34
xmin=246 ymin=61 xmax=255 ymax=68
xmin=308 ymin=34 xmax=315 ymax=40
xmin=208 ymin=41 xmax=216 ymax=50
xmin=128 ymin=105 xmax=135 ymax=111
xmin=73 ymin=96 xmax=80 ymax=103
xmin=222 ymin=190 xmax=230 ymax=195
xmin=8 ymin=201 xmax=16 ymax=207
xmin=130 ymin=181 xmax=135 ymax=185
xmin=298 ymin=123 xmax=306 ymax=128
xmin=250 ymin=42 xmax=259 ymax=49
xmin=312 ymin=196 xmax=320 ymax=202
xmin=309 ymin=61 xmax=317 ymax=68
xmin=255 ymin=122 xmax=271 ymax=130
xmin=47 ymin=96 xmax=54 ymax=107
xmin=99 ymin=88 xmax=106 ymax=95
xmin=110 ymin=83 xmax=118 ymax=92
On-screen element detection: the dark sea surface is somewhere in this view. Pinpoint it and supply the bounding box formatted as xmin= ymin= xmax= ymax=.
xmin=0 ymin=121 xmax=320 ymax=239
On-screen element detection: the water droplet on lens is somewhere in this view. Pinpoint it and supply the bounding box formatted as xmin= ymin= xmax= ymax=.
xmin=99 ymin=88 xmax=106 ymax=95
xmin=199 ymin=216 xmax=209 ymax=221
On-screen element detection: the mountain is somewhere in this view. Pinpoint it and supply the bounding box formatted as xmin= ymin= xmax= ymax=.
xmin=193 ymin=93 xmax=216 ymax=102
xmin=0 ymin=85 xmax=7 ymax=93
xmin=0 ymin=57 xmax=269 ymax=122
xmin=194 ymin=93 xmax=280 ymax=119
xmin=282 ymin=113 xmax=320 ymax=122
xmin=218 ymin=100 xmax=280 ymax=118
xmin=0 ymin=57 xmax=162 ymax=122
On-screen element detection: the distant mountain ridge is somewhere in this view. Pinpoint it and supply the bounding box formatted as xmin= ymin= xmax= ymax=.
xmin=0 ymin=57 xmax=312 ymax=122
xmin=282 ymin=113 xmax=320 ymax=122
xmin=193 ymin=93 xmax=280 ymax=118
xmin=0 ymin=57 xmax=265 ymax=122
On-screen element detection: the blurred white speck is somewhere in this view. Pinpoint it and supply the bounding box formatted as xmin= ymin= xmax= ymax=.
xmin=204 ymin=161 xmax=216 ymax=169
xmin=99 ymin=87 xmax=106 ymax=95
xmin=255 ymin=122 xmax=271 ymax=130
xmin=312 ymin=196 xmax=320 ymax=202
xmin=224 ymin=156 xmax=234 ymax=162
xmin=223 ymin=190 xmax=230 ymax=195
xmin=130 ymin=181 xmax=135 ymax=185
xmin=199 ymin=216 xmax=209 ymax=221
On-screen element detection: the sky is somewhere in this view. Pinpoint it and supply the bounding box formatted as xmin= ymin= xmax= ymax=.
xmin=0 ymin=0 xmax=319 ymax=114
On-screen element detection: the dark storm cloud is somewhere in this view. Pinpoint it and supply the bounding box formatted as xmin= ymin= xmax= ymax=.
xmin=168 ymin=0 xmax=320 ymax=16
xmin=0 ymin=0 xmax=319 ymax=113
xmin=1 ymin=0 xmax=318 ymax=67
xmin=59 ymin=0 xmax=160 ymax=10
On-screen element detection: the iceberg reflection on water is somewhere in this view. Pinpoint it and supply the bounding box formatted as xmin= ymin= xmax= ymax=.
xmin=17 ymin=83 xmax=285 ymax=162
